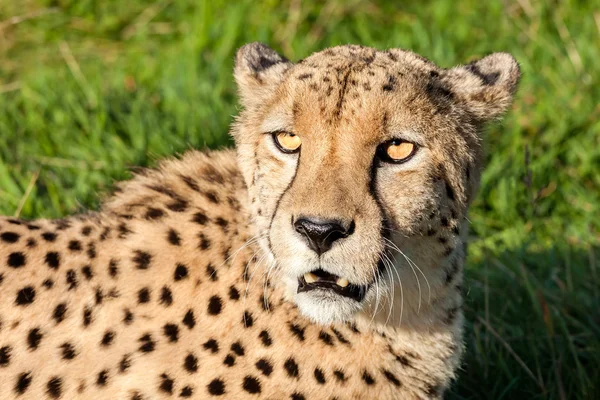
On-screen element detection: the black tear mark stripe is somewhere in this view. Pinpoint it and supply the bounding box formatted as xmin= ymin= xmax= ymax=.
xmin=368 ymin=158 xmax=393 ymax=279
xmin=266 ymin=150 xmax=301 ymax=254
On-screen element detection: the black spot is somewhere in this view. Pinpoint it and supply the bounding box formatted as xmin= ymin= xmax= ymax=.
xmin=242 ymin=311 xmax=254 ymax=328
xmin=297 ymin=73 xmax=312 ymax=80
xmin=198 ymin=233 xmax=211 ymax=250
xmin=130 ymin=392 xmax=144 ymax=400
xmin=160 ymin=286 xmax=173 ymax=306
xmin=289 ymin=323 xmax=305 ymax=341
xmin=174 ymin=264 xmax=189 ymax=281
xmin=362 ymin=370 xmax=376 ymax=385
xmin=291 ymin=394 xmax=305 ymax=400
xmin=207 ymin=378 xmax=225 ymax=395
xmin=101 ymin=330 xmax=115 ymax=346
xmin=83 ymin=305 xmax=93 ymax=326
xmin=138 ymin=288 xmax=151 ymax=303
xmin=314 ymin=368 xmax=326 ymax=384
xmin=26 ymin=238 xmax=37 ymax=248
xmin=145 ymin=207 xmax=165 ymax=220
xmin=0 ymin=346 xmax=11 ymax=365
xmin=185 ymin=353 xmax=198 ymax=373
xmin=28 ymin=328 xmax=43 ymax=350
xmin=334 ymin=370 xmax=347 ymax=382
xmin=167 ymin=198 xmax=188 ymax=212
xmin=133 ymin=250 xmax=152 ymax=270
xmin=81 ymin=226 xmax=92 ymax=236
xmin=47 ymin=376 xmax=62 ymax=398
xmin=319 ymin=331 xmax=334 ymax=346
xmin=108 ymin=259 xmax=119 ymax=278
xmin=203 ymin=339 xmax=219 ymax=353
xmin=7 ymin=252 xmax=26 ymax=268
xmin=284 ymin=358 xmax=299 ymax=378
xmin=466 ymin=63 xmax=500 ymax=86
xmin=331 ymin=328 xmax=350 ymax=345
xmin=223 ymin=354 xmax=235 ymax=366
xmin=255 ymin=359 xmax=273 ymax=376
xmin=120 ymin=354 xmax=131 ymax=372
xmin=183 ymin=309 xmax=196 ymax=329
xmin=228 ymin=286 xmax=240 ymax=300
xmin=180 ymin=386 xmax=193 ymax=397
xmin=215 ymin=217 xmax=229 ymax=232
xmin=192 ymin=212 xmax=209 ymax=225
xmin=123 ymin=309 xmax=134 ymax=325
xmin=180 ymin=174 xmax=201 ymax=192
xmin=382 ymin=369 xmax=401 ymax=386
xmin=382 ymin=74 xmax=396 ymax=91
xmin=242 ymin=376 xmax=261 ymax=394
xmin=117 ymin=222 xmax=131 ymax=238
xmin=1 ymin=232 xmax=20 ymax=243
xmin=53 ymin=302 xmax=67 ymax=323
xmin=159 ymin=373 xmax=173 ymax=394
xmin=15 ymin=371 xmax=33 ymax=394
xmin=42 ymin=279 xmax=54 ymax=289
xmin=67 ymin=240 xmax=82 ymax=251
xmin=167 ymin=229 xmax=181 ymax=246
xmin=16 ymin=286 xmax=36 ymax=305
xmin=163 ymin=323 xmax=179 ymax=343
xmin=203 ymin=190 xmax=219 ymax=204
xmin=87 ymin=242 xmax=97 ymax=259
xmin=445 ymin=181 xmax=455 ymax=201
xmin=259 ymin=330 xmax=272 ymax=347
xmin=206 ymin=264 xmax=218 ymax=281
xmin=231 ymin=342 xmax=245 ymax=356
xmin=96 ymin=370 xmax=108 ymax=386
xmin=41 ymin=231 xmax=57 ymax=242
xmin=139 ymin=333 xmax=155 ymax=353
xmin=66 ymin=269 xmax=78 ymax=290
xmin=61 ymin=342 xmax=77 ymax=360
xmin=207 ymin=295 xmax=222 ymax=315
xmin=81 ymin=265 xmax=93 ymax=280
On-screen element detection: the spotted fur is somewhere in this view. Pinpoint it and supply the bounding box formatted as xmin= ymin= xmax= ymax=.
xmin=0 ymin=43 xmax=519 ymax=399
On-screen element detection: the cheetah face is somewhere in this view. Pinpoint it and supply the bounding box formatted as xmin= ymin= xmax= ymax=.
xmin=232 ymin=43 xmax=519 ymax=325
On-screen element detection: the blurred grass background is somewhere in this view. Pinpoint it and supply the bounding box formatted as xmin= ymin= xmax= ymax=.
xmin=0 ymin=0 xmax=598 ymax=398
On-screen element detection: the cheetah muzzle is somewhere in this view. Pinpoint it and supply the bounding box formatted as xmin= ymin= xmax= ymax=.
xmin=0 ymin=42 xmax=520 ymax=399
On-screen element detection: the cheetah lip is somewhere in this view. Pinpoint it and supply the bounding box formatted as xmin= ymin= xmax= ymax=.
xmin=297 ymin=269 xmax=368 ymax=301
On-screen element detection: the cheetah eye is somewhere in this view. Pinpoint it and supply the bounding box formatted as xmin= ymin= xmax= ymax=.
xmin=272 ymin=132 xmax=301 ymax=154
xmin=377 ymin=139 xmax=417 ymax=164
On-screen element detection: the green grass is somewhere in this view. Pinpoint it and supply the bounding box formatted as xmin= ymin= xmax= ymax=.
xmin=1 ymin=0 xmax=598 ymax=398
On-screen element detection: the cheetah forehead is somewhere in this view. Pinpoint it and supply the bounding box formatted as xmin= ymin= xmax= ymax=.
xmin=234 ymin=42 xmax=520 ymax=123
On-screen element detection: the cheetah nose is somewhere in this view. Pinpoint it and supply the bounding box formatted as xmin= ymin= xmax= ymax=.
xmin=293 ymin=217 xmax=355 ymax=255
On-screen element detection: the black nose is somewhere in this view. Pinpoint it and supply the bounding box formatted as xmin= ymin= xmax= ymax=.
xmin=293 ymin=217 xmax=355 ymax=255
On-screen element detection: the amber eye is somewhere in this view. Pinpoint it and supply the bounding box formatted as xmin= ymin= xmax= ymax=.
xmin=377 ymin=139 xmax=417 ymax=163
xmin=273 ymin=132 xmax=301 ymax=153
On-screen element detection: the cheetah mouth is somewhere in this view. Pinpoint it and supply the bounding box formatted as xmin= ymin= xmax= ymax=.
xmin=297 ymin=269 xmax=368 ymax=302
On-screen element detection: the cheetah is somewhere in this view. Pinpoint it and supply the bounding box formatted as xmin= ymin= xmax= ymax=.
xmin=0 ymin=43 xmax=520 ymax=399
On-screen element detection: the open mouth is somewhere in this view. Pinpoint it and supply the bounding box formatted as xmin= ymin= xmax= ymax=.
xmin=297 ymin=269 xmax=368 ymax=302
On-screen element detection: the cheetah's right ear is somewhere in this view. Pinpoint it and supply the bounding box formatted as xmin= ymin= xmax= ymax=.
xmin=234 ymin=42 xmax=292 ymax=108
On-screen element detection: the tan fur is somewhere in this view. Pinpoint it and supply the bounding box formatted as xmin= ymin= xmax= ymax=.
xmin=0 ymin=43 xmax=519 ymax=399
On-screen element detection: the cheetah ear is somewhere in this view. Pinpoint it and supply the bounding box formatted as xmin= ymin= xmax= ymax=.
xmin=445 ymin=53 xmax=520 ymax=121
xmin=234 ymin=42 xmax=292 ymax=108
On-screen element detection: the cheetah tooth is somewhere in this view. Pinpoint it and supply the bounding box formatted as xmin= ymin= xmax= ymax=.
xmin=336 ymin=277 xmax=349 ymax=288
xmin=304 ymin=272 xmax=318 ymax=284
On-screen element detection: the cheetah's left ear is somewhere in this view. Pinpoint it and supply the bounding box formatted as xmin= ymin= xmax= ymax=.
xmin=445 ymin=53 xmax=521 ymax=121
xmin=234 ymin=42 xmax=292 ymax=108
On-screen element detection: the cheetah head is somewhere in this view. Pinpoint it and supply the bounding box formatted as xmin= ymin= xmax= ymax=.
xmin=232 ymin=43 xmax=520 ymax=325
